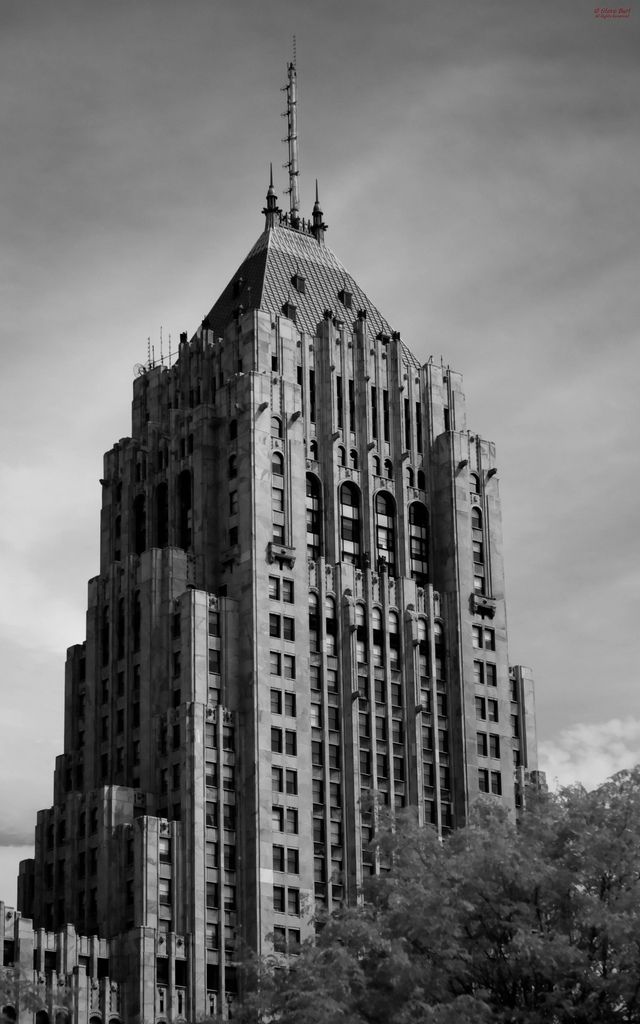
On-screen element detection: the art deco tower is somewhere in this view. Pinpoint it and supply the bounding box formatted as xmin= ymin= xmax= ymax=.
xmin=7 ymin=63 xmax=540 ymax=1024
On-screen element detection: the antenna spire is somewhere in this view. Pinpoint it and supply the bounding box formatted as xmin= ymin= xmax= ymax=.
xmin=283 ymin=58 xmax=301 ymax=229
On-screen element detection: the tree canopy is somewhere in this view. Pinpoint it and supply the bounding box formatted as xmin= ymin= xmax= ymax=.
xmin=231 ymin=768 xmax=640 ymax=1024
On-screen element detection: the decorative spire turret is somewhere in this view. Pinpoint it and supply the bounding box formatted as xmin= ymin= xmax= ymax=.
xmin=283 ymin=60 xmax=301 ymax=229
xmin=310 ymin=179 xmax=328 ymax=243
xmin=262 ymin=163 xmax=281 ymax=230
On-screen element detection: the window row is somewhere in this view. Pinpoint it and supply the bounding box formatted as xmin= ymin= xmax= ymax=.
xmin=478 ymin=769 xmax=502 ymax=795
xmin=271 ymin=728 xmax=298 ymax=756
xmin=270 ymin=690 xmax=296 ymax=716
xmin=477 ymin=732 xmax=501 ymax=758
xmin=270 ymin=652 xmax=296 ymax=679
xmin=473 ymin=660 xmax=497 ymax=686
xmin=272 ymin=845 xmax=300 ymax=873
xmin=272 ymin=767 xmax=298 ymax=794
xmin=269 ymin=614 xmax=295 ymax=641
xmin=269 ymin=576 xmax=294 ymax=602
xmin=273 ymin=886 xmax=300 ymax=916
xmin=272 ymin=806 xmax=299 ymax=834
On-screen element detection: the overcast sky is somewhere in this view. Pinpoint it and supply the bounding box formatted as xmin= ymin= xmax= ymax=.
xmin=1 ymin=0 xmax=638 ymax=904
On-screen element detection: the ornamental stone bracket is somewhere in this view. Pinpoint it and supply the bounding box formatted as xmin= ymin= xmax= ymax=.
xmin=470 ymin=594 xmax=497 ymax=619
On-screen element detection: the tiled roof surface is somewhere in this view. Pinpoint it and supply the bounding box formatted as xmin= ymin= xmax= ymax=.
xmin=202 ymin=226 xmax=420 ymax=369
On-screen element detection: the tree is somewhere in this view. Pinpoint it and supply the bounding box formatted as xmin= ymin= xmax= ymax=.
xmin=229 ymin=768 xmax=640 ymax=1023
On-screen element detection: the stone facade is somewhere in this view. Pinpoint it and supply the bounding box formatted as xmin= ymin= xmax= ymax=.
xmin=6 ymin=190 xmax=540 ymax=1023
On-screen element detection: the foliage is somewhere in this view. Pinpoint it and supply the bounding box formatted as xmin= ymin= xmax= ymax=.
xmin=229 ymin=768 xmax=640 ymax=1023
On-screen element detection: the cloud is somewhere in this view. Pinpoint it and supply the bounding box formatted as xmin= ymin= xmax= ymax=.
xmin=539 ymin=718 xmax=640 ymax=791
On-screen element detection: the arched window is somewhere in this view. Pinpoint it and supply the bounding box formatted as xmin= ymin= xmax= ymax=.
xmin=350 ymin=449 xmax=358 ymax=470
xmin=35 ymin=1013 xmax=50 ymax=1024
xmin=339 ymin=482 xmax=361 ymax=566
xmin=337 ymin=445 xmax=346 ymax=467
xmin=408 ymin=502 xmax=429 ymax=585
xmin=406 ymin=467 xmax=415 ymax=487
xmin=472 ymin=505 xmax=485 ymax=593
xmin=384 ymin=459 xmax=393 ymax=480
xmin=132 ymin=590 xmax=141 ymax=652
xmin=372 ymin=455 xmax=381 ymax=476
xmin=325 ymin=596 xmax=337 ymax=656
xmin=308 ymin=592 xmax=319 ymax=652
xmin=371 ymin=607 xmax=384 ymax=667
xmin=309 ymin=439 xmax=318 ymax=460
xmin=272 ymin=453 xmax=285 ymax=543
xmin=156 ymin=482 xmax=168 ymax=547
xmin=228 ymin=454 xmax=237 ymax=479
xmin=388 ymin=610 xmax=400 ymax=668
xmin=375 ymin=492 xmax=396 ymax=575
xmin=101 ymin=606 xmax=110 ymax=666
xmin=417 ymin=617 xmax=429 ymax=681
xmin=471 ymin=507 xmax=482 ymax=530
xmin=469 ymin=473 xmax=479 ymax=494
xmin=417 ymin=469 xmax=426 ymax=490
xmin=178 ymin=470 xmax=192 ymax=548
xmin=271 ymin=416 xmax=283 ymax=439
xmin=114 ymin=513 xmax=121 ymax=560
xmin=306 ymin=474 xmax=322 ymax=559
xmin=434 ymin=621 xmax=445 ymax=683
xmin=355 ymin=603 xmax=367 ymax=664
xmin=133 ymin=494 xmax=146 ymax=555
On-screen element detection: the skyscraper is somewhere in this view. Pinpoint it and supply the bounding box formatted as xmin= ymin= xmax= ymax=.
xmin=4 ymin=63 xmax=540 ymax=1024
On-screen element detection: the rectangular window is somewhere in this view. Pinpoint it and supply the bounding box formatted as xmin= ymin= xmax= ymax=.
xmin=511 ymin=714 xmax=520 ymax=738
xmin=229 ymin=490 xmax=238 ymax=515
xmin=270 ymin=652 xmax=281 ymax=676
xmin=329 ymin=745 xmax=340 ymax=769
xmin=285 ymin=730 xmax=297 ymax=756
xmin=159 ymin=879 xmax=171 ymax=906
xmin=285 ymin=769 xmax=298 ymax=795
xmin=269 ymin=576 xmax=280 ymax=600
xmin=271 ymin=486 xmax=284 ymax=512
xmin=491 ymin=770 xmax=502 ymax=795
xmin=286 ymin=808 xmax=298 ymax=834
xmin=208 ymin=648 xmax=221 ymax=674
xmin=284 ymin=655 xmax=296 ymax=679
xmin=286 ymin=848 xmax=299 ymax=873
xmin=478 ymin=768 xmax=489 ymax=793
xmin=272 ymin=767 xmax=283 ymax=793
xmin=271 ymin=689 xmax=282 ymax=714
xmin=287 ymin=888 xmax=300 ymax=916
xmin=271 ymin=728 xmax=283 ymax=753
xmin=208 ymin=611 xmax=220 ymax=636
xmin=273 ymin=846 xmax=285 ymax=871
xmin=273 ymin=885 xmax=285 ymax=912
xmin=472 ymin=626 xmax=482 ymax=649
xmin=283 ymin=616 xmax=295 ymax=641
xmin=272 ymin=807 xmax=284 ymax=832
xmin=473 ymin=660 xmax=483 ymax=685
xmin=484 ymin=628 xmax=496 ymax=651
xmin=269 ymin=614 xmax=281 ymax=638
xmin=206 ymin=801 xmax=218 ymax=827
xmin=477 ymin=732 xmax=488 ymax=757
xmin=489 ymin=734 xmax=500 ymax=758
xmin=488 ymin=699 xmax=499 ymax=722
xmin=282 ymin=579 xmax=294 ymax=603
xmin=475 ymin=696 xmax=486 ymax=720
xmin=415 ymin=402 xmax=422 ymax=453
xmin=312 ymin=740 xmax=323 ymax=765
xmin=284 ymin=692 xmax=296 ymax=717
xmin=310 ymin=665 xmax=321 ymax=691
xmin=327 ymin=668 xmax=338 ymax=691
xmin=486 ymin=663 xmax=497 ymax=686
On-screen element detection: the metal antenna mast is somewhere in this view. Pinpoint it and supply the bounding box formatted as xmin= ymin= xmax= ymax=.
xmin=283 ymin=47 xmax=300 ymax=228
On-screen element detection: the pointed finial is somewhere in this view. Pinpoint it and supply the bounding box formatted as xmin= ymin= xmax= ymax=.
xmin=263 ymin=164 xmax=281 ymax=230
xmin=310 ymin=179 xmax=327 ymax=244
